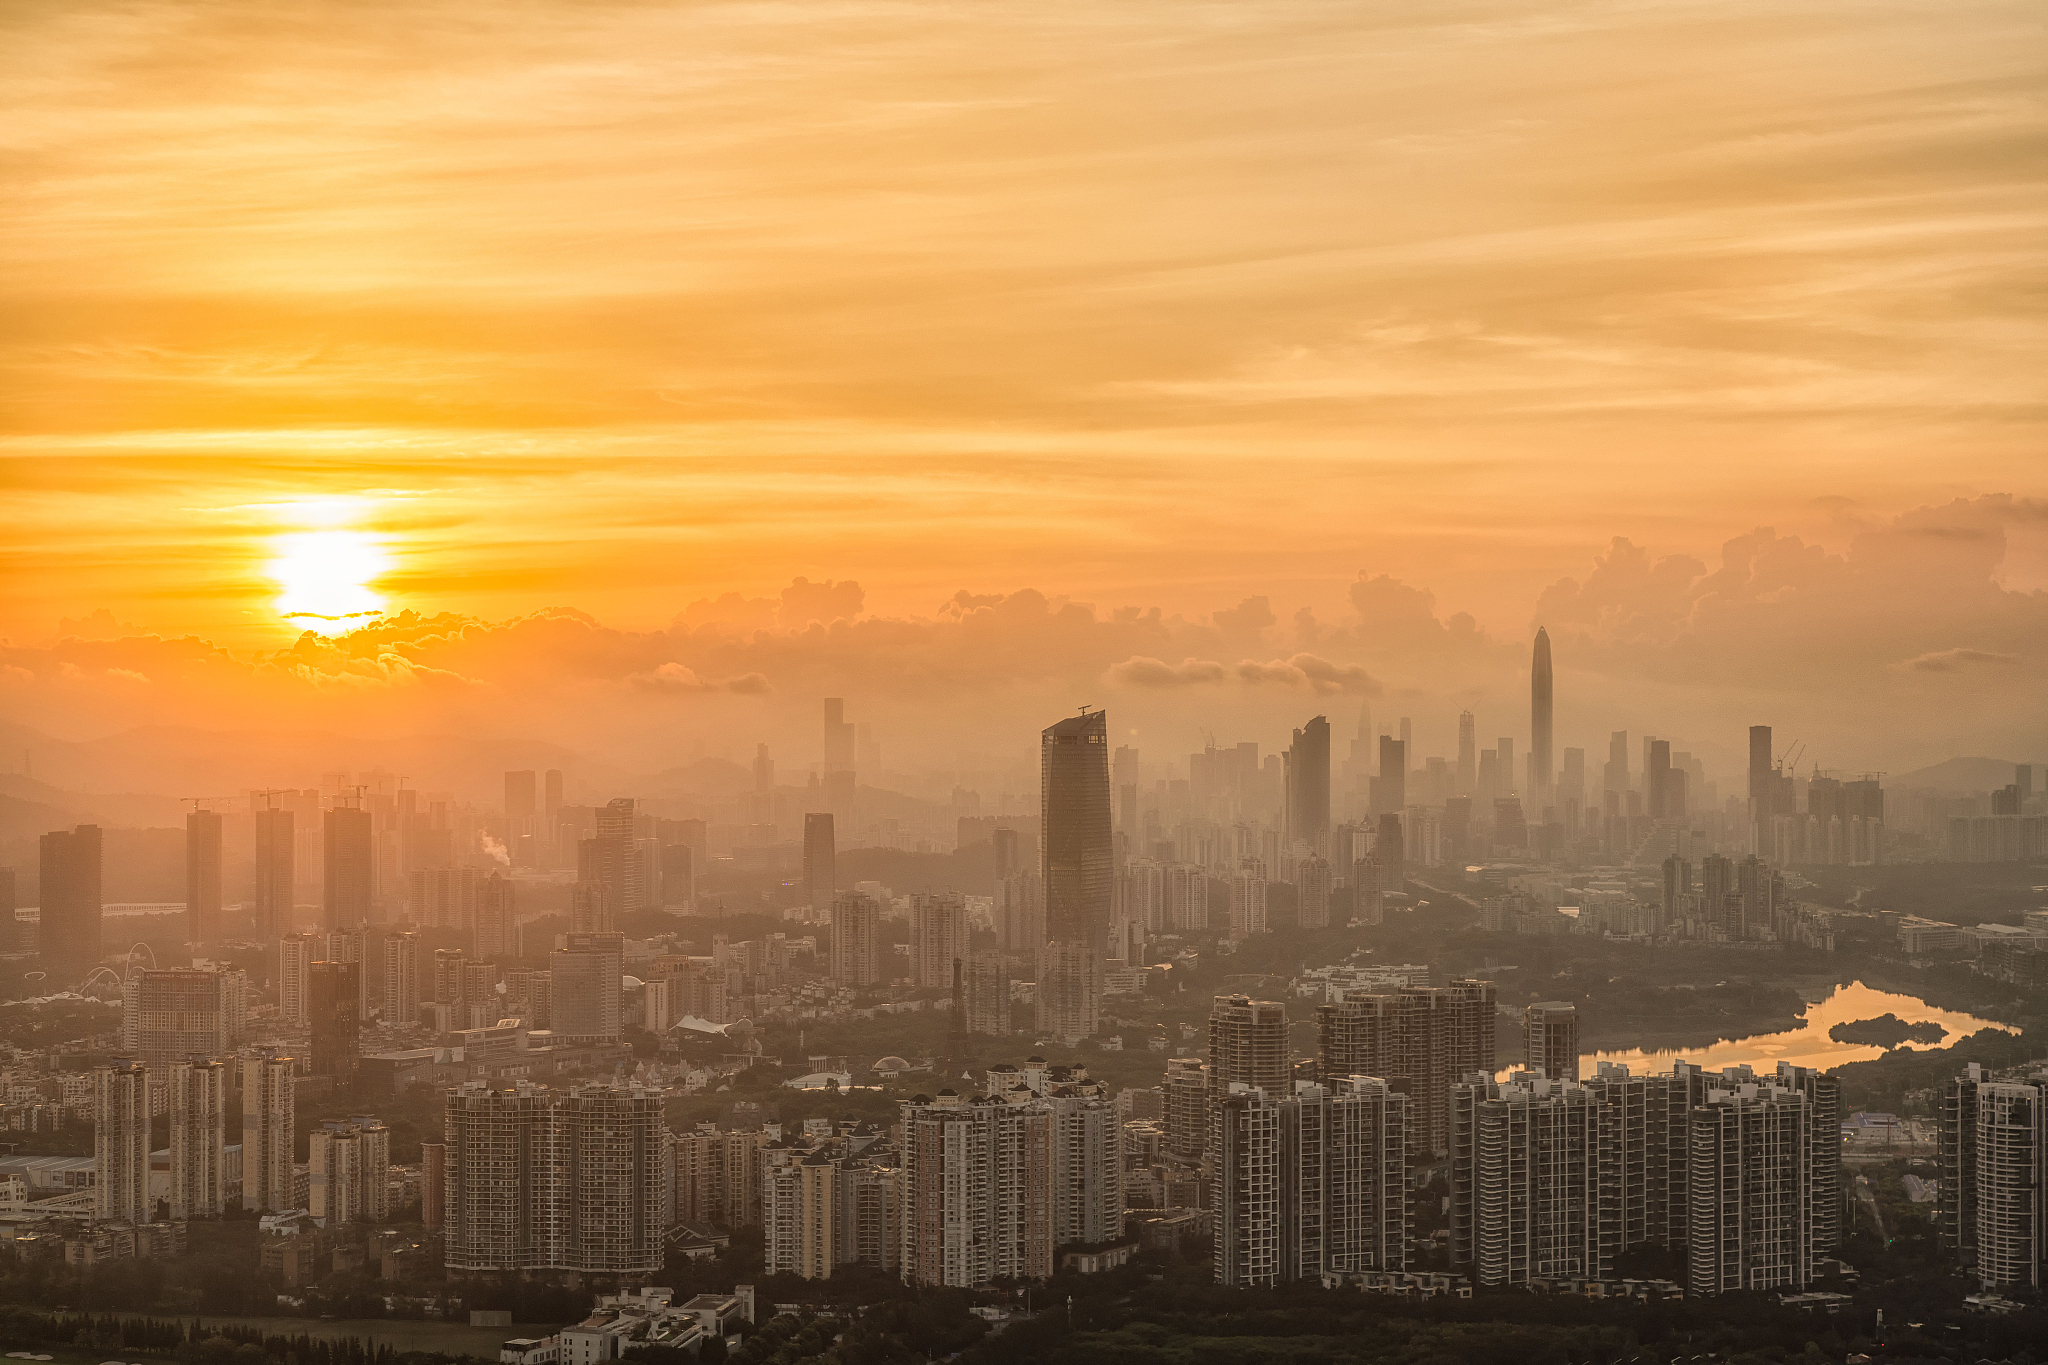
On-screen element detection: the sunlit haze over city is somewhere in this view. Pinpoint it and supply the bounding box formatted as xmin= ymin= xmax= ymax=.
xmin=2 ymin=0 xmax=2046 ymax=1352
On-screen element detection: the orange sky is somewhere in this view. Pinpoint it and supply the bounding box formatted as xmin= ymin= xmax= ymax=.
xmin=3 ymin=0 xmax=2045 ymax=775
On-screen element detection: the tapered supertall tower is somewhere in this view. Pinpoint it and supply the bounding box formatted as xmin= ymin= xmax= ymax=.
xmin=1530 ymin=627 xmax=1553 ymax=807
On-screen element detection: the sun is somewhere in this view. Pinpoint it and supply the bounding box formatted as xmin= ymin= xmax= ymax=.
xmin=267 ymin=501 xmax=391 ymax=634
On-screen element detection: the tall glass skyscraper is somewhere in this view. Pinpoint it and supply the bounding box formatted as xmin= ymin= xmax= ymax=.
xmin=1037 ymin=709 xmax=1110 ymax=1042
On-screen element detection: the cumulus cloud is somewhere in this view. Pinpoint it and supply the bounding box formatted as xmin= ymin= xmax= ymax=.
xmin=1236 ymin=654 xmax=1379 ymax=694
xmin=630 ymin=662 xmax=773 ymax=694
xmin=1105 ymin=656 xmax=1230 ymax=688
xmin=1108 ymin=652 xmax=1377 ymax=694
xmin=1894 ymin=647 xmax=2021 ymax=673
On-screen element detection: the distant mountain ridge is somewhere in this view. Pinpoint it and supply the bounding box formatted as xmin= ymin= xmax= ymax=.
xmin=1887 ymin=756 xmax=2039 ymax=794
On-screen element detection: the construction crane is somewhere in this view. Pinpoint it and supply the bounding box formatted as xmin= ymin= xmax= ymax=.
xmin=181 ymin=796 xmax=230 ymax=812
xmin=1778 ymin=740 xmax=1805 ymax=773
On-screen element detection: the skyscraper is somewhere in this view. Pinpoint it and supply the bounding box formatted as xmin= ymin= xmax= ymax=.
xmin=254 ymin=804 xmax=295 ymax=938
xmin=94 ymin=1059 xmax=150 ymax=1222
xmin=823 ymin=697 xmax=857 ymax=812
xmin=1523 ymin=1001 xmax=1580 ymax=1081
xmin=185 ymin=807 xmax=222 ymax=945
xmin=1372 ymin=737 xmax=1406 ymax=815
xmin=1284 ymin=715 xmax=1331 ymax=857
xmin=169 ymin=1057 xmax=229 ymax=1220
xmin=1530 ymin=626 xmax=1553 ymax=805
xmin=578 ymin=797 xmax=643 ymax=915
xmin=37 ymin=824 xmax=101 ymax=981
xmin=1748 ymin=724 xmax=1776 ymax=825
xmin=1604 ymin=730 xmax=1629 ymax=794
xmin=1039 ymin=709 xmax=1111 ymax=1042
xmin=323 ymin=804 xmax=374 ymax=929
xmin=1456 ymin=711 xmax=1476 ymax=795
xmin=803 ymin=813 xmax=836 ymax=918
xmin=309 ymin=960 xmax=361 ymax=1085
xmin=1647 ymin=738 xmax=1672 ymax=819
xmin=242 ymin=1052 xmax=296 ymax=1212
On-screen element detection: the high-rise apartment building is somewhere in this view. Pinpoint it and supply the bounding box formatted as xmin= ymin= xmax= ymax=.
xmin=1227 ymin=859 xmax=1268 ymax=940
xmin=962 ymin=951 xmax=1009 ymax=1035
xmin=1317 ymin=980 xmax=1497 ymax=1155
xmin=1039 ymin=709 xmax=1111 ymax=1044
xmin=168 ymin=1057 xmax=229 ymax=1219
xmin=254 ymin=805 xmax=295 ymax=938
xmin=1295 ymin=856 xmax=1331 ymax=931
xmin=828 ymin=891 xmax=881 ymax=987
xmin=1686 ymin=1076 xmax=1827 ymax=1295
xmin=94 ymin=1058 xmax=151 ymax=1222
xmin=383 ymin=931 xmax=420 ymax=1025
xmin=660 ymin=842 xmax=694 ymax=911
xmin=672 ymin=1128 xmax=768 ymax=1230
xmin=410 ymin=865 xmax=481 ymax=931
xmin=38 ymin=824 xmax=102 ymax=981
xmin=1452 ymin=1071 xmax=1618 ymax=1285
xmin=1162 ymin=1056 xmax=1210 ymax=1159
xmin=1351 ymin=855 xmax=1383 ymax=926
xmin=1523 ymin=1001 xmax=1580 ymax=1081
xmin=763 ymin=1153 xmax=840 ymax=1280
xmin=1209 ymin=995 xmax=1290 ymax=1102
xmin=550 ymin=932 xmax=623 ymax=1042
xmin=1940 ymin=1063 xmax=2047 ymax=1290
xmin=474 ymin=871 xmax=517 ymax=960
xmin=900 ymin=1089 xmax=1054 ymax=1287
xmin=1451 ymin=1061 xmax=1838 ymax=1294
xmin=310 ymin=1117 xmax=391 ymax=1224
xmin=121 ymin=967 xmax=247 ymax=1069
xmin=186 ymin=808 xmax=223 ymax=945
xmin=803 ymin=813 xmax=835 ymax=918
xmin=309 ymin=960 xmax=361 ymax=1084
xmin=242 ymin=1052 xmax=297 ymax=1212
xmin=1284 ymin=715 xmax=1331 ymax=857
xmin=323 ymin=805 xmax=374 ymax=929
xmin=443 ymin=1081 xmax=665 ymax=1274
xmin=1212 ymin=1077 xmax=1409 ymax=1287
xmin=910 ymin=892 xmax=968 ymax=991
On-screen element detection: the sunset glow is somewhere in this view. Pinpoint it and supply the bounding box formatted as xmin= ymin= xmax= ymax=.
xmin=0 ymin=0 xmax=2041 ymax=777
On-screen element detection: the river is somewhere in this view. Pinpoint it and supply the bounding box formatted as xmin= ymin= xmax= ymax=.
xmin=1572 ymin=980 xmax=2015 ymax=1077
